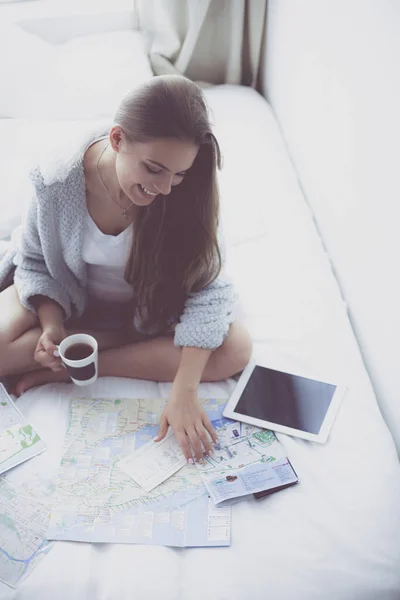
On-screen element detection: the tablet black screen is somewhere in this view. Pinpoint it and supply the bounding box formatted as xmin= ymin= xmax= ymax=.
xmin=234 ymin=365 xmax=337 ymax=434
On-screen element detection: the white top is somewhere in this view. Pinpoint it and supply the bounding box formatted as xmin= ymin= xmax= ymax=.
xmin=82 ymin=210 xmax=134 ymax=303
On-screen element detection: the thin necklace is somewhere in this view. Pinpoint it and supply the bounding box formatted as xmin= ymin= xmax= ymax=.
xmin=96 ymin=142 xmax=134 ymax=220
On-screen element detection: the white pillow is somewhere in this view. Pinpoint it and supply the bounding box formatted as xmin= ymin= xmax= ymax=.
xmin=0 ymin=26 xmax=153 ymax=119
xmin=51 ymin=31 xmax=154 ymax=119
xmin=0 ymin=24 xmax=54 ymax=119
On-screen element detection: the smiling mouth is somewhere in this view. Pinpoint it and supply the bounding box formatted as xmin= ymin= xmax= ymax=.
xmin=138 ymin=183 xmax=157 ymax=198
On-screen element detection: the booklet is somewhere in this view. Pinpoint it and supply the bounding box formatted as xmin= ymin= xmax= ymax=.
xmin=195 ymin=418 xmax=298 ymax=506
xmin=0 ymin=384 xmax=46 ymax=475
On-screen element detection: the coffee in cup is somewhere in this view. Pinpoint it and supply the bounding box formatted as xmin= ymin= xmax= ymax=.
xmin=58 ymin=334 xmax=98 ymax=386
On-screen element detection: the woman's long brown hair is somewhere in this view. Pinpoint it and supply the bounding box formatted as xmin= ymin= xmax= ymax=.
xmin=114 ymin=75 xmax=222 ymax=333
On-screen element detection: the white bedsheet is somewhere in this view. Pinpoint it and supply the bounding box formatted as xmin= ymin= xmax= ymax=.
xmin=1 ymin=85 xmax=400 ymax=600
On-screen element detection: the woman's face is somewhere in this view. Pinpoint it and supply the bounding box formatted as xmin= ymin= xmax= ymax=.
xmin=111 ymin=126 xmax=199 ymax=207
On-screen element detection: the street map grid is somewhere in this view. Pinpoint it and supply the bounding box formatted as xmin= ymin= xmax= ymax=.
xmin=47 ymin=398 xmax=232 ymax=547
xmin=0 ymin=478 xmax=53 ymax=588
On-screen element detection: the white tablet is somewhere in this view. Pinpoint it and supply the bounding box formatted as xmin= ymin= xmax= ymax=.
xmin=223 ymin=359 xmax=347 ymax=443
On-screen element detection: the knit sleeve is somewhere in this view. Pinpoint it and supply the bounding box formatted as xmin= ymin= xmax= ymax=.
xmin=174 ymin=273 xmax=236 ymax=350
xmin=13 ymin=186 xmax=73 ymax=319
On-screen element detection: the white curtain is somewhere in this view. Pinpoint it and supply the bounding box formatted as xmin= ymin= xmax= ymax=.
xmin=135 ymin=0 xmax=267 ymax=87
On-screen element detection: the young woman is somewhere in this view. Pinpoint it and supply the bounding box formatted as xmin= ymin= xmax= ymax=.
xmin=0 ymin=75 xmax=252 ymax=461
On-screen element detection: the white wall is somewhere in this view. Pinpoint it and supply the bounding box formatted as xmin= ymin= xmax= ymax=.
xmin=261 ymin=0 xmax=400 ymax=452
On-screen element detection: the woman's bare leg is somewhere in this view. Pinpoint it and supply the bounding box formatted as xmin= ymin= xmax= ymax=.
xmin=15 ymin=321 xmax=252 ymax=395
xmin=0 ymin=285 xmax=39 ymax=375
xmin=0 ymin=285 xmax=137 ymax=377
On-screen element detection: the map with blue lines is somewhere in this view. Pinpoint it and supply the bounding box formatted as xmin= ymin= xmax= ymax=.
xmin=47 ymin=397 xmax=231 ymax=547
xmin=0 ymin=478 xmax=53 ymax=588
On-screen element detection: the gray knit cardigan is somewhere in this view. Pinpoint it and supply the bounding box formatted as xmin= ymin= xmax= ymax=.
xmin=0 ymin=126 xmax=235 ymax=349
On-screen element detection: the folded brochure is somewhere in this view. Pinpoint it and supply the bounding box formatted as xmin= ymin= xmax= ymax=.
xmin=0 ymin=384 xmax=46 ymax=475
xmin=196 ymin=418 xmax=298 ymax=506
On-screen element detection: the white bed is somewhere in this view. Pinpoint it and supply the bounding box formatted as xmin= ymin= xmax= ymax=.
xmin=1 ymin=83 xmax=400 ymax=600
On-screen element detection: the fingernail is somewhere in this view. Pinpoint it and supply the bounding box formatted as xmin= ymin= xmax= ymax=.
xmin=188 ymin=458 xmax=194 ymax=465
xmin=207 ymin=450 xmax=213 ymax=456
xmin=53 ymin=350 xmax=60 ymax=358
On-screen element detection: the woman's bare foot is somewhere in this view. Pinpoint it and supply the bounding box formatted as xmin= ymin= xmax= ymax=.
xmin=14 ymin=368 xmax=70 ymax=397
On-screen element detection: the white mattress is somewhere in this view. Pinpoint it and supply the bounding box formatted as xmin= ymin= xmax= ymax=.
xmin=2 ymin=85 xmax=400 ymax=600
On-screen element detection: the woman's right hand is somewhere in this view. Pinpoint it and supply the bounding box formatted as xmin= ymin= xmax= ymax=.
xmin=34 ymin=325 xmax=67 ymax=371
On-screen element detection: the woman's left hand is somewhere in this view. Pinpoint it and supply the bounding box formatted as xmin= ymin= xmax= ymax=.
xmin=155 ymin=382 xmax=218 ymax=462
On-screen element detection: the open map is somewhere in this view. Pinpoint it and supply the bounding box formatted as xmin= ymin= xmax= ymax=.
xmin=0 ymin=385 xmax=46 ymax=475
xmin=47 ymin=398 xmax=231 ymax=547
xmin=0 ymin=477 xmax=53 ymax=588
xmin=196 ymin=419 xmax=298 ymax=505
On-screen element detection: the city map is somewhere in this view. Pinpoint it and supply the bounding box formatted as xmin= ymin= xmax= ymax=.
xmin=0 ymin=477 xmax=53 ymax=588
xmin=195 ymin=418 xmax=298 ymax=505
xmin=47 ymin=398 xmax=231 ymax=547
xmin=0 ymin=385 xmax=46 ymax=475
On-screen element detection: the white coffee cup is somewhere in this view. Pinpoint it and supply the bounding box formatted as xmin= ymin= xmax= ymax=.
xmin=58 ymin=334 xmax=98 ymax=386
